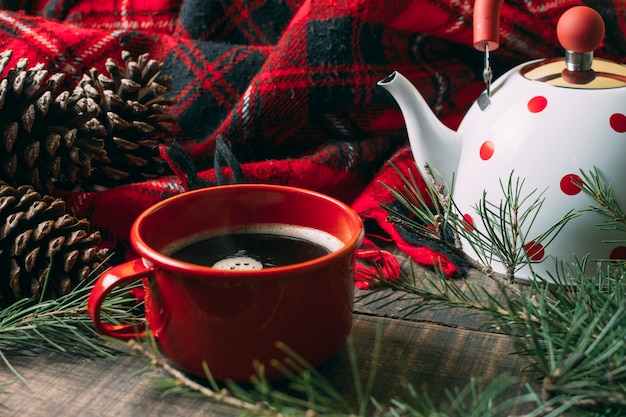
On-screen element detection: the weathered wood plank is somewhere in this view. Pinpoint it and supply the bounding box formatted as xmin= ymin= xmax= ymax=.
xmin=319 ymin=314 xmax=535 ymax=414
xmin=1 ymin=244 xmax=536 ymax=416
xmin=1 ymin=312 xmax=535 ymax=416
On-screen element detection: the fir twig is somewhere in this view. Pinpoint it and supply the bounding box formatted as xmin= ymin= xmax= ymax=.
xmin=126 ymin=339 xmax=268 ymax=413
xmin=4 ymin=164 xmax=623 ymax=417
xmin=362 ymin=166 xmax=626 ymax=416
xmin=579 ymin=167 xmax=626 ymax=234
xmin=127 ymin=324 xmax=537 ymax=416
xmin=383 ymin=164 xmax=578 ymax=287
xmin=0 ymin=259 xmax=144 ymax=381
xmin=380 ymin=163 xmax=499 ymax=278
xmin=361 ymin=260 xmax=626 ymax=416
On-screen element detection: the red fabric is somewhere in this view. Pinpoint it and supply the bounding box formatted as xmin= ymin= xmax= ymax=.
xmin=1 ymin=0 xmax=625 ymax=287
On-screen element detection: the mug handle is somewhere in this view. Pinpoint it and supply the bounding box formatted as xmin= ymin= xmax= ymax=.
xmin=87 ymin=258 xmax=151 ymax=340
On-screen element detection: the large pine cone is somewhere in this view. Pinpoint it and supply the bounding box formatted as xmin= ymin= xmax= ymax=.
xmin=0 ymin=181 xmax=108 ymax=307
xmin=77 ymin=50 xmax=176 ymax=188
xmin=0 ymin=50 xmax=176 ymax=193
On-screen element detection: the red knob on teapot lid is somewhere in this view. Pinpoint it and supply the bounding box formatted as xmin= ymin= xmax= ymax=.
xmin=556 ymin=6 xmax=605 ymax=53
xmin=521 ymin=5 xmax=626 ymax=88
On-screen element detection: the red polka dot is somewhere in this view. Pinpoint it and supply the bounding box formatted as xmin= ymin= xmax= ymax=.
xmin=524 ymin=241 xmax=545 ymax=261
xmin=527 ymin=96 xmax=548 ymax=113
xmin=610 ymin=113 xmax=626 ymax=133
xmin=463 ymin=214 xmax=474 ymax=232
xmin=479 ymin=141 xmax=494 ymax=160
xmin=560 ymin=174 xmax=583 ymax=195
xmin=609 ymin=246 xmax=626 ymax=261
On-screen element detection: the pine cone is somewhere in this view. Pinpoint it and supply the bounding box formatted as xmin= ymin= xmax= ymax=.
xmin=0 ymin=181 xmax=109 ymax=307
xmin=0 ymin=50 xmax=104 ymax=192
xmin=77 ymin=51 xmax=176 ymax=188
xmin=0 ymin=49 xmax=176 ymax=192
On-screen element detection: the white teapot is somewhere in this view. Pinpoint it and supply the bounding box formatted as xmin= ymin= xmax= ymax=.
xmin=379 ymin=1 xmax=626 ymax=281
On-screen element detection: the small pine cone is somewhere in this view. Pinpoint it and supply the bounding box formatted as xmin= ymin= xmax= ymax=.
xmin=0 ymin=49 xmax=110 ymax=193
xmin=77 ymin=50 xmax=176 ymax=188
xmin=0 ymin=181 xmax=109 ymax=307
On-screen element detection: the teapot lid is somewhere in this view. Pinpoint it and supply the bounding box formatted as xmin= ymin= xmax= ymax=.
xmin=522 ymin=59 xmax=626 ymax=89
xmin=522 ymin=6 xmax=626 ymax=89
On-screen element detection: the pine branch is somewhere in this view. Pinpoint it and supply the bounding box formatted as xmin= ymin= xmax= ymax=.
xmin=119 ymin=261 xmax=625 ymax=415
xmin=365 ymin=166 xmax=626 ymax=415
xmin=359 ymin=260 xmax=626 ymax=416
xmin=579 ymin=167 xmax=626 ymax=234
xmin=127 ymin=327 xmax=538 ymax=417
xmin=358 ymin=267 xmax=538 ymax=339
xmin=0 ymin=260 xmax=144 ymax=381
xmin=2 ymin=164 xmax=622 ymax=417
xmin=0 ymin=284 xmax=139 ymax=356
xmin=127 ymin=336 xmax=357 ymax=416
xmin=127 ymin=339 xmax=269 ymax=414
xmin=123 ymin=165 xmax=626 ymax=417
xmin=382 ymin=164 xmax=578 ymax=283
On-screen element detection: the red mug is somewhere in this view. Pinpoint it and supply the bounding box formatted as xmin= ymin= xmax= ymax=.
xmin=87 ymin=184 xmax=364 ymax=382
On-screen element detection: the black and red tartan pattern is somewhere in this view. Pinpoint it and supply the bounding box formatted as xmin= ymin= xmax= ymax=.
xmin=0 ymin=0 xmax=624 ymax=286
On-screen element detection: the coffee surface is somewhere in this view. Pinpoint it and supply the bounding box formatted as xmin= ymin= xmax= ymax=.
xmin=165 ymin=224 xmax=344 ymax=269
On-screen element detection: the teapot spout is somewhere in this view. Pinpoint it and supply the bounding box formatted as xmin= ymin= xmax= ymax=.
xmin=378 ymin=71 xmax=461 ymax=189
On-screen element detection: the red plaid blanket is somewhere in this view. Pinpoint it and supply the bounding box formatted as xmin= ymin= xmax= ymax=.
xmin=1 ymin=0 xmax=624 ymax=288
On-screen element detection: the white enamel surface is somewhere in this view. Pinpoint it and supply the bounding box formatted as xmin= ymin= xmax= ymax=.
xmin=450 ymin=62 xmax=626 ymax=280
xmin=378 ymin=72 xmax=462 ymax=188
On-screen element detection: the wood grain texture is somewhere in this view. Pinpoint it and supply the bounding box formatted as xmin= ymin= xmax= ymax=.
xmin=2 ymin=350 xmax=233 ymax=417
xmin=1 ymin=314 xmax=535 ymax=416
xmin=1 ymin=252 xmax=537 ymax=416
xmin=329 ymin=315 xmax=534 ymax=410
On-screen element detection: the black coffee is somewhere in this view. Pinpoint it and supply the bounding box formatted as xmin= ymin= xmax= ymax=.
xmin=166 ymin=224 xmax=343 ymax=270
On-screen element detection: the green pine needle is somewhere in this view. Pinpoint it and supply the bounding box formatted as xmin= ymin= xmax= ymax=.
xmin=0 ymin=259 xmax=144 ymax=382
xmin=3 ymin=164 xmax=626 ymax=417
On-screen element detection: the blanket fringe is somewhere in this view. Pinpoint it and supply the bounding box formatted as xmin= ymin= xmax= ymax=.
xmin=355 ymin=237 xmax=402 ymax=290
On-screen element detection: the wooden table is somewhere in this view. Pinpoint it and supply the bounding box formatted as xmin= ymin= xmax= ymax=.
xmin=1 ymin=248 xmax=537 ymax=416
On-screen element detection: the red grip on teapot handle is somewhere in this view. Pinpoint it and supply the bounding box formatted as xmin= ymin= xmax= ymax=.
xmin=87 ymin=258 xmax=150 ymax=340
xmin=473 ymin=0 xmax=503 ymax=51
